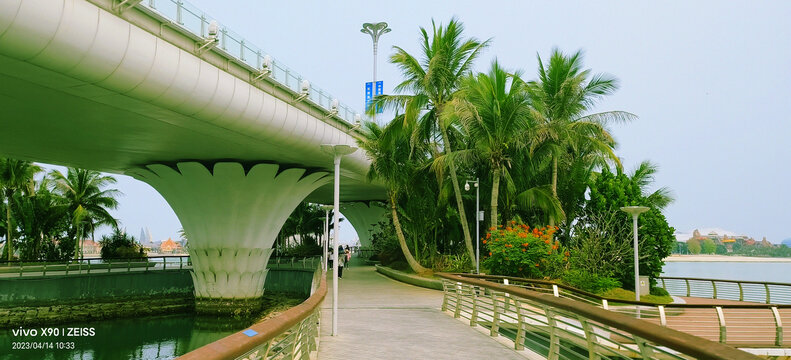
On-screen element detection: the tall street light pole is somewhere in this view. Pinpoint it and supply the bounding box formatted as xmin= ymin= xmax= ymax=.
xmin=320 ymin=205 xmax=333 ymax=272
xmin=361 ymin=22 xmax=390 ymax=124
xmin=621 ymin=206 xmax=650 ymax=302
xmin=321 ymin=144 xmax=357 ymax=336
xmin=465 ymin=178 xmax=480 ymax=274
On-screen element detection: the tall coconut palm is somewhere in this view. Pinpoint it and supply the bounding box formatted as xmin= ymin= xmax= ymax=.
xmin=371 ymin=18 xmax=490 ymax=265
xmin=528 ymin=48 xmax=636 ymax=226
xmin=439 ymin=61 xmax=531 ymax=226
xmin=11 ymin=177 xmax=69 ymax=260
xmin=50 ymin=168 xmax=121 ymax=259
xmin=0 ymin=158 xmax=42 ymax=261
xmin=358 ymin=120 xmax=431 ymax=276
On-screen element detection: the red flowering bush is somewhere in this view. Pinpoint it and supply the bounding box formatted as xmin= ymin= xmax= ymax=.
xmin=482 ymin=221 xmax=567 ymax=279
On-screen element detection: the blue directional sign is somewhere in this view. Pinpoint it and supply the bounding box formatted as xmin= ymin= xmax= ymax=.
xmin=365 ymin=81 xmax=384 ymax=114
xmin=375 ymin=81 xmax=383 ymax=114
xmin=365 ymin=81 xmax=373 ymax=113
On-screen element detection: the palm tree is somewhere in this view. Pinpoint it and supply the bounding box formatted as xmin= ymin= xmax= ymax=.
xmin=11 ymin=177 xmax=69 ymax=260
xmin=441 ymin=61 xmax=533 ymax=226
xmin=50 ymin=168 xmax=121 ymax=259
xmin=358 ymin=120 xmax=431 ymax=276
xmin=628 ymin=160 xmax=674 ymax=210
xmin=527 ymin=48 xmax=636 ymax=226
xmin=0 ymin=158 xmax=42 ymax=261
xmin=372 ymin=18 xmax=490 ymax=265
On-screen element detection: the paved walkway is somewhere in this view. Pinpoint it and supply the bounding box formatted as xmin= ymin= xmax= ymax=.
xmin=317 ymin=265 xmax=524 ymax=360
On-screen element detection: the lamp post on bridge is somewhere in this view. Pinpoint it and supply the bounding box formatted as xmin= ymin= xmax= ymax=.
xmin=620 ymin=206 xmax=650 ymax=302
xmin=320 ymin=205 xmax=333 ymax=272
xmin=360 ymin=22 xmax=390 ymax=124
xmin=321 ymin=144 xmax=358 ymax=337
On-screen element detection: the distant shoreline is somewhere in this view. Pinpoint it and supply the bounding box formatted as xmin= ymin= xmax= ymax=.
xmin=665 ymin=254 xmax=791 ymax=262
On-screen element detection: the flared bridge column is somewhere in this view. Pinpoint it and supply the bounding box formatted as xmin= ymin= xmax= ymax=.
xmin=128 ymin=162 xmax=329 ymax=315
xmin=341 ymin=202 xmax=387 ymax=249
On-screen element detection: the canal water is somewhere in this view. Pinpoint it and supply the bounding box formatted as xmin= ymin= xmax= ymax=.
xmin=0 ymin=314 xmax=251 ymax=360
xmin=662 ymin=261 xmax=791 ymax=283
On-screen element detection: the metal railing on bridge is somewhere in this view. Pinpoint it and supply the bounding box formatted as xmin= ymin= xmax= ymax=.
xmin=659 ymin=276 xmax=791 ymax=304
xmin=0 ymin=255 xmax=191 ymax=277
xmin=180 ymin=258 xmax=325 ymax=360
xmin=129 ymin=0 xmax=361 ymax=125
xmin=267 ymin=256 xmax=322 ymax=270
xmin=439 ymin=273 xmax=760 ymax=359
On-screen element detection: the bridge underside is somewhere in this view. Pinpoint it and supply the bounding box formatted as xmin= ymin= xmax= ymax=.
xmin=0 ymin=60 xmax=380 ymax=203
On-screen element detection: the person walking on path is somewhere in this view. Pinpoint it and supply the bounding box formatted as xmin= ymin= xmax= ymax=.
xmin=344 ymin=246 xmax=351 ymax=268
xmin=337 ymin=246 xmax=344 ymax=279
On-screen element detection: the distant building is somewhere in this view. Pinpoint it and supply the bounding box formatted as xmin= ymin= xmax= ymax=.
xmin=81 ymin=239 xmax=102 ymax=255
xmin=159 ymin=238 xmax=183 ymax=254
xmin=688 ymin=229 xmax=754 ymax=245
xmin=139 ymin=227 xmax=156 ymax=251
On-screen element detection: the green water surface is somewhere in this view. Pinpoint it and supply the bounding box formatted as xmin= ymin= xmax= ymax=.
xmin=0 ymin=314 xmax=252 ymax=360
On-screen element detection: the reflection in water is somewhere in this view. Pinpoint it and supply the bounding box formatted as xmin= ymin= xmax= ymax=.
xmin=0 ymin=314 xmax=255 ymax=360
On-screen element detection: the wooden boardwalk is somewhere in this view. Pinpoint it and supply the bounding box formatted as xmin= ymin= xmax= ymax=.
xmin=316 ymin=265 xmax=525 ymax=360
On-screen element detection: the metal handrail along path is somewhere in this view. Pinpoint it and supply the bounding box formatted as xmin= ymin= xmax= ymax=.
xmin=438 ymin=273 xmax=760 ymax=360
xmin=179 ymin=260 xmax=326 ymax=360
xmin=452 ymin=273 xmax=791 ymax=349
xmin=659 ymin=276 xmax=791 ymax=304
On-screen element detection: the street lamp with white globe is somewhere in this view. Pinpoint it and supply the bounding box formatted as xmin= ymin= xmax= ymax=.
xmin=620 ymin=206 xmax=650 ymax=302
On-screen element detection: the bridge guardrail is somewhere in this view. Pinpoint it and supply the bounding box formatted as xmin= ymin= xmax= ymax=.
xmin=0 ymin=255 xmax=191 ymax=277
xmin=439 ymin=273 xmax=760 ymax=360
xmin=659 ymin=276 xmax=791 ymax=304
xmin=134 ymin=0 xmax=361 ymax=125
xmin=180 ymin=258 xmax=325 ymax=360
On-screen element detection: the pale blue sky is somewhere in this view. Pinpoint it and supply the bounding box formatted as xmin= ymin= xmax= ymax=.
xmin=66 ymin=1 xmax=791 ymax=244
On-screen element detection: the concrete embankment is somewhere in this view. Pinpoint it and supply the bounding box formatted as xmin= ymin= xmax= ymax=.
xmin=0 ymin=270 xmax=194 ymax=328
xmin=0 ymin=266 xmax=316 ymax=328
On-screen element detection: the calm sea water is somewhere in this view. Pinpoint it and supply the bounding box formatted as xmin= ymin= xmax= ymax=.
xmin=662 ymin=261 xmax=791 ymax=283
xmin=0 ymin=314 xmax=248 ymax=360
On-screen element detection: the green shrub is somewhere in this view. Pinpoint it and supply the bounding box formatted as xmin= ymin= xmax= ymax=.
xmin=387 ymin=260 xmax=410 ymax=272
xmin=432 ymin=253 xmax=473 ymax=273
xmin=482 ymin=222 xmax=566 ymax=279
xmin=281 ymin=243 xmax=322 ymax=257
xmin=562 ymin=269 xmax=621 ymax=294
xmin=650 ymin=286 xmax=670 ymax=297
xmin=370 ymin=221 xmax=405 ymax=267
xmin=100 ymin=229 xmax=146 ymax=260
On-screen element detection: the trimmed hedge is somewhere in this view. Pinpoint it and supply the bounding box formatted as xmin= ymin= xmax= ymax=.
xmin=375 ymin=265 xmax=443 ymax=291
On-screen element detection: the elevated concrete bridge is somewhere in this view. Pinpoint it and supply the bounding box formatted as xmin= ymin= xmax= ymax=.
xmin=0 ymin=0 xmax=386 ymax=313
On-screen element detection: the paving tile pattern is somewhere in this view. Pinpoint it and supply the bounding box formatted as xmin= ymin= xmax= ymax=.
xmin=317 ymin=265 xmax=524 ymax=360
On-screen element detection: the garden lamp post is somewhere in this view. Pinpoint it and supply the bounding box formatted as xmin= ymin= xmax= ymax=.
xmin=321 ymin=144 xmax=357 ymax=336
xmin=360 ymin=22 xmax=390 ymax=124
xmin=320 ymin=205 xmax=333 ymax=272
xmin=620 ymin=206 xmax=650 ymax=302
xmin=465 ymin=178 xmax=480 ymax=274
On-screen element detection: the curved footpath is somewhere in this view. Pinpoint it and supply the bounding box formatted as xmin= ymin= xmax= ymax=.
xmin=318 ymin=265 xmax=524 ymax=359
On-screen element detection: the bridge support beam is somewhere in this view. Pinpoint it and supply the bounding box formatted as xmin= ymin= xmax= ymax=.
xmin=128 ymin=162 xmax=329 ymax=316
xmin=340 ymin=202 xmax=387 ymax=248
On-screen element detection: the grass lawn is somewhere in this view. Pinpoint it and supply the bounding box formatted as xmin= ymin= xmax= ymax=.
xmin=600 ymin=288 xmax=673 ymax=304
